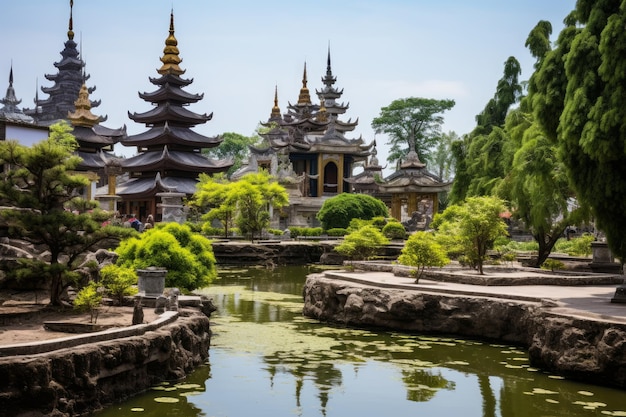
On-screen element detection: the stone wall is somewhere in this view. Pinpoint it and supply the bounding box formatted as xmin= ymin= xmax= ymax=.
xmin=302 ymin=274 xmax=626 ymax=389
xmin=0 ymin=311 xmax=211 ymax=417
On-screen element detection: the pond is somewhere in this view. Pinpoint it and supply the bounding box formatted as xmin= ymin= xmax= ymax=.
xmin=94 ymin=265 xmax=626 ymax=417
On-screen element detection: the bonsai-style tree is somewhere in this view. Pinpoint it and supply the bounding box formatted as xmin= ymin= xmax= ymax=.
xmin=334 ymin=225 xmax=389 ymax=261
xmin=0 ymin=122 xmax=133 ymax=306
xmin=193 ymin=171 xmax=288 ymax=241
xmin=398 ymin=231 xmax=449 ymax=281
xmin=115 ymin=222 xmax=217 ymax=292
xmin=432 ymin=196 xmax=508 ymax=274
xmin=74 ymin=281 xmax=102 ymax=323
xmin=317 ymin=193 xmax=389 ymax=230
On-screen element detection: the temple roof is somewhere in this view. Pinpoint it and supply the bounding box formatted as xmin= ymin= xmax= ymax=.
xmin=121 ymin=122 xmax=221 ymax=148
xmin=116 ymin=173 xmax=198 ymax=198
xmin=128 ymin=102 xmax=213 ymax=126
xmin=381 ymin=151 xmax=451 ymax=194
xmin=138 ymin=82 xmax=204 ymax=104
xmin=0 ymin=65 xmax=34 ymax=123
xmin=71 ymin=124 xmax=126 ymax=147
xmin=76 ymin=149 xmax=117 ymax=170
xmin=120 ymin=146 xmax=233 ymax=173
xmin=24 ymin=1 xmax=99 ymax=124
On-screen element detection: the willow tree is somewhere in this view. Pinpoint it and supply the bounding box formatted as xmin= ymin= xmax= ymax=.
xmin=449 ymin=57 xmax=522 ymax=203
xmin=371 ymin=97 xmax=455 ymax=167
xmin=531 ymin=4 xmax=626 ymax=263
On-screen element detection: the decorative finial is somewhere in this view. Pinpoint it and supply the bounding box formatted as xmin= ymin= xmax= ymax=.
xmin=68 ymin=0 xmax=74 ymax=40
xmin=327 ymin=42 xmax=331 ymax=73
xmin=68 ymin=82 xmax=100 ymax=127
xmin=297 ymin=62 xmax=311 ymax=105
xmin=9 ymin=62 xmax=13 ymax=87
xmin=158 ymin=9 xmax=185 ymax=76
xmin=270 ymin=85 xmax=281 ymax=120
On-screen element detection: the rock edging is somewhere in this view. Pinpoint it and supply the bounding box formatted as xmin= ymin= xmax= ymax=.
xmin=0 ymin=310 xmax=211 ymax=417
xmin=302 ymin=273 xmax=626 ymax=389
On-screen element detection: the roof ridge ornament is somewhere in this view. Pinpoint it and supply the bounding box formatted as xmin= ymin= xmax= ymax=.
xmin=158 ymin=10 xmax=185 ymax=76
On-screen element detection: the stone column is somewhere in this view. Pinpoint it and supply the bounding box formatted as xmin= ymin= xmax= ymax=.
xmin=157 ymin=192 xmax=187 ymax=224
xmin=137 ymin=267 xmax=167 ymax=297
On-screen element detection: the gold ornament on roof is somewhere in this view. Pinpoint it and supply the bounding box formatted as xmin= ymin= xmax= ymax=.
xmin=158 ymin=11 xmax=185 ymax=76
xmin=297 ymin=62 xmax=311 ymax=105
xmin=67 ymin=83 xmax=100 ymax=127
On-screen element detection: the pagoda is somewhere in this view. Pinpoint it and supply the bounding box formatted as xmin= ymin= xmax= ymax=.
xmin=67 ymin=81 xmax=126 ymax=202
xmin=117 ymin=11 xmax=232 ymax=222
xmin=377 ymin=141 xmax=451 ymax=229
xmin=234 ymin=48 xmax=373 ymax=227
xmin=25 ymin=1 xmax=99 ymax=126
xmin=0 ymin=65 xmax=34 ymax=124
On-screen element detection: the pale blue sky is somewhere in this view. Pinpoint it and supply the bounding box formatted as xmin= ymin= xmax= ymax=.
xmin=2 ymin=1 xmax=575 ymax=166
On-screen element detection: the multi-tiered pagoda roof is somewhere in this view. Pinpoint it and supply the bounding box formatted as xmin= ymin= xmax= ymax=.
xmin=67 ymin=82 xmax=125 ymax=176
xmin=118 ymin=11 xmax=232 ymax=199
xmin=24 ymin=1 xmax=99 ymax=126
xmin=0 ymin=65 xmax=34 ymax=124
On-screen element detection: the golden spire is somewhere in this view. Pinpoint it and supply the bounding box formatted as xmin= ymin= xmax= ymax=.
xmin=68 ymin=0 xmax=74 ymax=40
xmin=316 ymin=97 xmax=328 ymax=122
xmin=67 ymin=83 xmax=100 ymax=127
xmin=158 ymin=10 xmax=185 ymax=76
xmin=270 ymin=85 xmax=281 ymax=120
xmin=297 ymin=62 xmax=311 ymax=105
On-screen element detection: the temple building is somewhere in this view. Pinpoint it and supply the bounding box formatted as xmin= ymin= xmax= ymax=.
xmin=24 ymin=1 xmax=99 ymax=126
xmin=67 ymin=82 xmax=126 ymax=203
xmin=116 ymin=11 xmax=232 ymax=222
xmin=234 ymin=49 xmax=374 ymax=227
xmin=0 ymin=65 xmax=50 ymax=150
xmin=347 ymin=139 xmax=452 ymax=230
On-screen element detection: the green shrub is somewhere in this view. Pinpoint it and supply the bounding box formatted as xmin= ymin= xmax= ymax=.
xmin=348 ymin=218 xmax=373 ymax=232
xmin=334 ymin=225 xmax=389 ymax=260
xmin=554 ymin=234 xmax=595 ymax=256
xmin=326 ymin=228 xmax=347 ymax=236
xmin=382 ymin=222 xmax=406 ymax=240
xmin=74 ymin=281 xmax=102 ymax=323
xmin=398 ymin=231 xmax=449 ymax=281
xmin=317 ymin=194 xmax=389 ymax=229
xmin=371 ymin=216 xmax=388 ymax=229
xmin=100 ymin=264 xmax=137 ymax=305
xmin=267 ymin=228 xmax=284 ymax=236
xmin=115 ymin=223 xmax=217 ymax=292
xmin=542 ymin=259 xmax=565 ymax=271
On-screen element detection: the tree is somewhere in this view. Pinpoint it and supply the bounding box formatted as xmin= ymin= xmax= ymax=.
xmin=99 ymin=264 xmax=138 ymax=305
xmin=334 ymin=225 xmax=389 ymax=261
xmin=432 ymin=196 xmax=508 ymax=274
xmin=398 ymin=231 xmax=449 ymax=281
xmin=449 ymin=57 xmax=523 ymax=203
xmin=430 ymin=131 xmax=459 ymax=182
xmin=317 ymin=193 xmax=389 ymax=230
xmin=371 ymin=97 xmax=455 ymax=166
xmin=531 ymin=2 xmax=626 ymax=263
xmin=0 ymin=122 xmax=132 ymax=306
xmin=497 ymin=106 xmax=589 ymax=268
xmin=115 ymin=222 xmax=217 ymax=291
xmin=193 ymin=171 xmax=289 ymax=241
xmin=203 ymin=132 xmax=262 ymax=177
xmin=192 ymin=173 xmax=236 ymax=237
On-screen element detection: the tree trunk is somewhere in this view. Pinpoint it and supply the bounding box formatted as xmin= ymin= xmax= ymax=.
xmin=49 ymin=273 xmax=64 ymax=306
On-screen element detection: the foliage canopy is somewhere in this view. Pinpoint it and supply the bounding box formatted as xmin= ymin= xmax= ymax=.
xmin=317 ymin=193 xmax=389 ymax=230
xmin=0 ymin=122 xmax=132 ymax=306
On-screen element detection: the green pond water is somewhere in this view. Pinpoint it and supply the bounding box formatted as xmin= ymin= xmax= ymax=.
xmin=94 ymin=265 xmax=626 ymax=417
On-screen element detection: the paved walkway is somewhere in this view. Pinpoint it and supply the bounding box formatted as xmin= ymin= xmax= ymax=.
xmin=322 ymin=270 xmax=626 ymax=324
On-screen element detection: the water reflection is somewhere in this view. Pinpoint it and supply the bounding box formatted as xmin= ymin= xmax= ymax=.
xmin=93 ymin=265 xmax=626 ymax=417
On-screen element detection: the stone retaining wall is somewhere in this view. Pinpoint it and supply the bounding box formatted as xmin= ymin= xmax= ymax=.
xmin=0 ymin=310 xmax=211 ymax=417
xmin=302 ymin=274 xmax=626 ymax=389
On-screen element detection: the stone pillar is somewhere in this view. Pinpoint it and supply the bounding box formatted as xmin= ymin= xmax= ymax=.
xmin=590 ymin=241 xmax=621 ymax=274
xmin=137 ymin=267 xmax=167 ymax=297
xmin=157 ymin=192 xmax=186 ymax=223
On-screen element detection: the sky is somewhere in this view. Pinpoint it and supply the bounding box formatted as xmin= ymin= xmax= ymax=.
xmin=2 ymin=1 xmax=576 ymax=172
